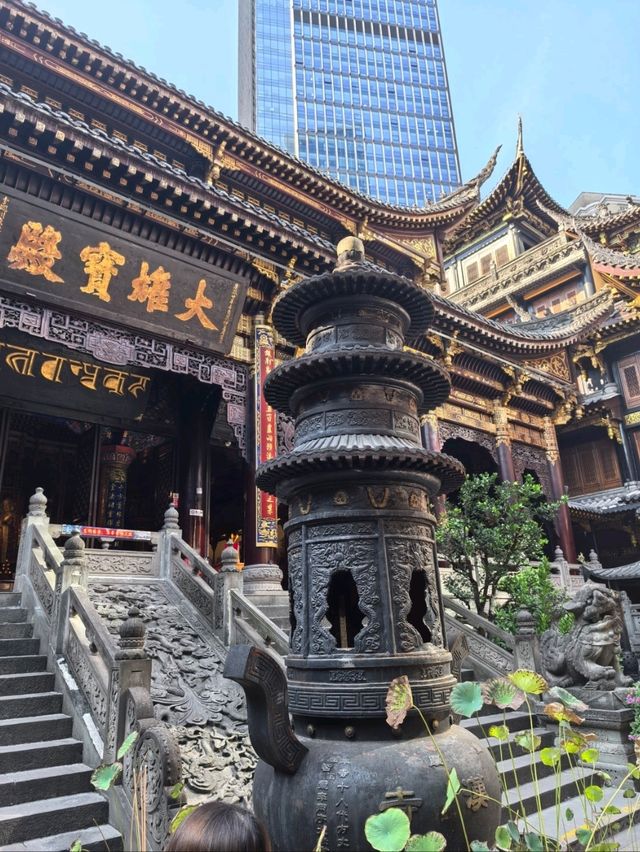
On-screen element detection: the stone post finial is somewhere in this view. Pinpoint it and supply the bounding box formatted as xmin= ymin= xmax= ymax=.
xmin=221 ymin=540 xmax=240 ymax=573
xmin=28 ymin=487 xmax=47 ymax=517
xmin=61 ymin=534 xmax=87 ymax=587
xmin=116 ymin=605 xmax=147 ymax=660
xmin=587 ymin=549 xmax=603 ymax=571
xmin=516 ymin=608 xmax=535 ymax=636
xmin=554 ymin=545 xmax=565 ymax=562
xmin=163 ymin=503 xmax=180 ymax=531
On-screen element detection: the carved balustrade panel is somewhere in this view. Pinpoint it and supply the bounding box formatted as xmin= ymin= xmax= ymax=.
xmin=85 ymin=550 xmax=155 ymax=576
xmin=88 ymin=580 xmax=256 ymax=803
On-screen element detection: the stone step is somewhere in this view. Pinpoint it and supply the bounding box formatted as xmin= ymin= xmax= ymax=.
xmin=0 ymin=623 xmax=33 ymax=640
xmin=0 ymin=656 xmax=48 ymax=675
xmin=0 ymin=593 xmax=21 ymax=608
xmin=0 ymin=792 xmax=109 ymax=845
xmin=522 ymin=783 xmax=636 ymax=844
xmin=496 ymin=749 xmax=572 ymax=788
xmin=0 ymin=714 xmax=72 ymax=746
xmin=1 ymin=823 xmax=123 ymax=852
xmin=0 ymin=638 xmax=39 ymax=657
xmin=0 ymin=672 xmax=55 ymax=696
xmin=0 ymin=738 xmax=83 ymax=773
xmin=0 ymin=692 xmax=62 ymax=721
xmin=503 ymin=764 xmax=595 ymax=817
xmin=0 ymin=608 xmax=28 ymax=623
xmin=0 ymin=763 xmax=93 ymax=807
xmin=461 ymin=710 xmax=531 ymax=737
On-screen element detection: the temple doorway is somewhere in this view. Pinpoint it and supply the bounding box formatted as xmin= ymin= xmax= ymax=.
xmin=441 ymin=437 xmax=499 ymax=486
xmin=0 ymin=407 xmax=177 ymax=584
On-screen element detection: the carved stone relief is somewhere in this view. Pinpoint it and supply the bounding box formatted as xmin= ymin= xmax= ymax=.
xmin=85 ymin=552 xmax=154 ymax=575
xmin=88 ymin=581 xmax=255 ymax=803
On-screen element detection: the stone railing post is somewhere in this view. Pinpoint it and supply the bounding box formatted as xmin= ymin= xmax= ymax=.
xmin=52 ymin=534 xmax=87 ymax=654
xmin=15 ymin=487 xmax=50 ymax=586
xmin=551 ymin=545 xmax=571 ymax=589
xmin=157 ymin=504 xmax=181 ymax=579
xmin=214 ymin=541 xmax=243 ymax=646
xmin=514 ymin=608 xmax=541 ymax=673
xmin=104 ymin=605 xmax=153 ymax=763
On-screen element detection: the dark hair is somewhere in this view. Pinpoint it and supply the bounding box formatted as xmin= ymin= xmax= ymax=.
xmin=164 ymin=801 xmax=271 ymax=852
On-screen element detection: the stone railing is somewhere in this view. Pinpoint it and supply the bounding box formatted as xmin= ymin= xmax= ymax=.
xmin=230 ymin=588 xmax=289 ymax=658
xmin=442 ymin=595 xmax=515 ymax=678
xmin=547 ymin=547 xmax=584 ymax=593
xmin=15 ymin=488 xmax=181 ymax=851
xmin=449 ymin=232 xmax=586 ymax=312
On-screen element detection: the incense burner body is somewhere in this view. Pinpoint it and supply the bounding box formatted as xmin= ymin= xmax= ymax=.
xmin=225 ymin=243 xmax=500 ymax=850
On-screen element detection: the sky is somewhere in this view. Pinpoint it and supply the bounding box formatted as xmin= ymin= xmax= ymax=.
xmin=34 ymin=0 xmax=639 ymax=208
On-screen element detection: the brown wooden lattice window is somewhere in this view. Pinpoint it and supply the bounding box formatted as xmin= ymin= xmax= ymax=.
xmin=619 ymin=354 xmax=640 ymax=408
xmin=560 ymin=439 xmax=622 ymax=496
xmin=466 ymin=262 xmax=479 ymax=283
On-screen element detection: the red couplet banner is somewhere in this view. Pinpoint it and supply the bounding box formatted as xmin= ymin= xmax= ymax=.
xmin=255 ymin=323 xmax=278 ymax=547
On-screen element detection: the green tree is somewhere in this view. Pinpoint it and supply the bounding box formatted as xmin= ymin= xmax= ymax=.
xmin=493 ymin=558 xmax=568 ymax=635
xmin=435 ymin=473 xmax=561 ymax=618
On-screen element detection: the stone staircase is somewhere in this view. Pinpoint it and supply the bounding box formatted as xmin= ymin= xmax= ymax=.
xmin=0 ymin=591 xmax=122 ymax=852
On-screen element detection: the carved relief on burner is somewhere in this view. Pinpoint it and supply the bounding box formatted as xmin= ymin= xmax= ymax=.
xmin=367 ymin=486 xmax=390 ymax=509
xmin=385 ymin=531 xmax=442 ymax=650
xmin=307 ymin=539 xmax=382 ymax=655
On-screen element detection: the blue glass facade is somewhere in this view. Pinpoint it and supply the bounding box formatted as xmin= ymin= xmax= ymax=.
xmin=241 ymin=0 xmax=461 ymax=206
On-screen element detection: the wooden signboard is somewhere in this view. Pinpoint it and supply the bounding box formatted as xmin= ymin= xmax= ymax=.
xmin=0 ymin=189 xmax=247 ymax=355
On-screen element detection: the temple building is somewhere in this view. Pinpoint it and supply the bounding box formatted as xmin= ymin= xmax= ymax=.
xmin=0 ymin=0 xmax=637 ymax=593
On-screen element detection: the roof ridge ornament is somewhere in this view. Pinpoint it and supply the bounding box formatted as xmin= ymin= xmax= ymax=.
xmin=516 ymin=114 xmax=524 ymax=159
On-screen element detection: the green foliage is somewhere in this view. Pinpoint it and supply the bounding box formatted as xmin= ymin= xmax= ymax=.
xmin=548 ymin=686 xmax=588 ymax=712
xmin=450 ymin=681 xmax=483 ymax=718
xmin=386 ymin=675 xmax=413 ymax=730
xmin=508 ymin=670 xmax=547 ymax=695
xmin=539 ymin=747 xmax=561 ymax=767
xmin=436 ymin=473 xmax=559 ymax=617
xmin=116 ymin=730 xmax=139 ymax=760
xmin=482 ymin=677 xmax=525 ymax=710
xmin=90 ymin=761 xmax=122 ymax=790
xmin=441 ymin=768 xmax=460 ymax=815
xmin=514 ymin=731 xmax=541 ymax=753
xmin=364 ymin=808 xmax=411 ymax=852
xmin=494 ymin=559 xmax=569 ymax=636
xmin=488 ymin=724 xmax=510 ymax=741
xmin=169 ymin=804 xmax=200 ymax=835
xmin=405 ymin=832 xmax=447 ymax=851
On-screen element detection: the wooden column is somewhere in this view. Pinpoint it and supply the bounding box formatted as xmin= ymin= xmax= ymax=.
xmin=178 ymin=381 xmax=221 ymax=555
xmin=244 ymin=319 xmax=278 ymax=566
xmin=544 ymin=418 xmax=577 ymax=563
xmin=493 ymin=403 xmax=516 ymax=482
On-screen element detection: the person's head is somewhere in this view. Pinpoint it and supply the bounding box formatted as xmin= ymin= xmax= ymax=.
xmin=164 ymin=801 xmax=271 ymax=852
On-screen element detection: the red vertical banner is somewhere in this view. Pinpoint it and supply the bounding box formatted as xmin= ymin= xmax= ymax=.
xmin=255 ymin=323 xmax=278 ymax=547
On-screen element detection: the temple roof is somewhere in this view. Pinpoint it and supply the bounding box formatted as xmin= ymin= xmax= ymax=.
xmin=569 ymin=483 xmax=640 ymax=519
xmin=0 ymin=0 xmax=493 ymax=232
xmin=444 ymin=120 xmax=568 ymax=254
xmin=431 ymin=287 xmax=615 ymax=355
xmin=583 ymin=560 xmax=640 ymax=582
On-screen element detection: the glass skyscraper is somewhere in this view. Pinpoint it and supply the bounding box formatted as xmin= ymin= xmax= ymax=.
xmin=238 ymin=0 xmax=461 ymax=206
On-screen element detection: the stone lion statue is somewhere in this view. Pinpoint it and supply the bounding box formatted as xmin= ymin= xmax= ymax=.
xmin=540 ymin=582 xmax=632 ymax=690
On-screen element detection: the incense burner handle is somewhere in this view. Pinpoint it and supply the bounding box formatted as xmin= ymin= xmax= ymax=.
xmin=224 ymin=644 xmax=307 ymax=775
